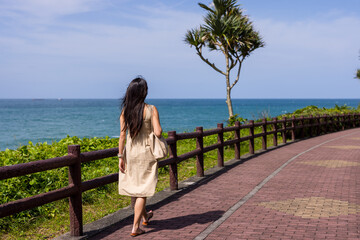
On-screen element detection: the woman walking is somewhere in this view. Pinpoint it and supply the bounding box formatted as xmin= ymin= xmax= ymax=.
xmin=118 ymin=77 xmax=162 ymax=237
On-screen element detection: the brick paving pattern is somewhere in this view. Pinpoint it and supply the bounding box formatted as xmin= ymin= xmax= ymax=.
xmin=90 ymin=129 xmax=360 ymax=240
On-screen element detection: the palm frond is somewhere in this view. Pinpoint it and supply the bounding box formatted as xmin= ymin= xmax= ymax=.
xmin=198 ymin=3 xmax=215 ymax=13
xmin=184 ymin=28 xmax=203 ymax=48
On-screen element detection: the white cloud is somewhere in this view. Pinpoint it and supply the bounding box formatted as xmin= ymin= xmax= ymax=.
xmin=0 ymin=0 xmax=107 ymax=20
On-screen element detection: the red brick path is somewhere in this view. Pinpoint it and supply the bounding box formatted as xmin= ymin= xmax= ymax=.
xmin=90 ymin=129 xmax=360 ymax=240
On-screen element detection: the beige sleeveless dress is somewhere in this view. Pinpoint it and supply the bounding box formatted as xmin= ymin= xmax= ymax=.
xmin=118 ymin=105 xmax=158 ymax=197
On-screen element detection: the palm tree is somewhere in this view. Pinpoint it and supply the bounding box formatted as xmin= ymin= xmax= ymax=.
xmin=185 ymin=0 xmax=264 ymax=118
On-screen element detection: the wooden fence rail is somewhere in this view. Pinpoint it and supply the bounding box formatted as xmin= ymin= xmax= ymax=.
xmin=0 ymin=113 xmax=359 ymax=236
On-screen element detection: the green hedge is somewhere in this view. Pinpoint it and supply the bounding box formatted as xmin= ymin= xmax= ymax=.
xmin=0 ymin=136 xmax=119 ymax=233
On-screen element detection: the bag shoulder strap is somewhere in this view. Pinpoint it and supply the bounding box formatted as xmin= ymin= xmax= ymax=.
xmin=144 ymin=104 xmax=152 ymax=119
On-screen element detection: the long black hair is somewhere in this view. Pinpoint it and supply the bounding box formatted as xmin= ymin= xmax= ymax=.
xmin=121 ymin=77 xmax=148 ymax=138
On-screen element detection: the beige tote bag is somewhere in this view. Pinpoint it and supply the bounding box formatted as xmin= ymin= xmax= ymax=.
xmin=148 ymin=132 xmax=168 ymax=160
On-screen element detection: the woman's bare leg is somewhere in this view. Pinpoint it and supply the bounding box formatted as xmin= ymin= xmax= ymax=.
xmin=141 ymin=199 xmax=154 ymax=224
xmin=132 ymin=197 xmax=146 ymax=234
xmin=131 ymin=197 xmax=150 ymax=228
xmin=141 ymin=198 xmax=147 ymax=222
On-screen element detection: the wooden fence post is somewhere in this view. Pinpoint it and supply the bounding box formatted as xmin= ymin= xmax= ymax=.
xmin=249 ymin=120 xmax=255 ymax=154
xmin=282 ymin=117 xmax=287 ymax=144
xmin=342 ymin=114 xmax=345 ymax=130
xmin=336 ymin=114 xmax=341 ymax=131
xmin=349 ymin=114 xmax=353 ymax=128
xmin=344 ymin=114 xmax=347 ymax=130
xmin=168 ymin=131 xmax=178 ymax=190
xmin=196 ymin=127 xmax=204 ymax=177
xmin=352 ymin=114 xmax=355 ymax=128
xmin=262 ymin=118 xmax=267 ymax=150
xmin=234 ymin=121 xmax=241 ymax=159
xmin=300 ymin=115 xmax=305 ymax=138
xmin=348 ymin=114 xmax=351 ymax=128
xmin=352 ymin=113 xmax=356 ymax=128
xmin=272 ymin=117 xmax=278 ymax=146
xmin=68 ymin=145 xmax=83 ymax=237
xmin=328 ymin=115 xmax=333 ymax=132
xmin=291 ymin=116 xmax=296 ymax=141
xmin=217 ymin=123 xmax=224 ymax=167
xmin=352 ymin=113 xmax=355 ymax=128
xmin=324 ymin=114 xmax=329 ymax=133
xmin=316 ymin=115 xmax=321 ymax=136
xmin=309 ymin=115 xmax=313 ymax=137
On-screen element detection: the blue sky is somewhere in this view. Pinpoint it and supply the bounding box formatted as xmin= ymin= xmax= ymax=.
xmin=0 ymin=0 xmax=359 ymax=99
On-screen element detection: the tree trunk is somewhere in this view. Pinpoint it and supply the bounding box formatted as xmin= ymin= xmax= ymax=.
xmin=226 ymin=87 xmax=234 ymax=118
xmin=225 ymin=52 xmax=234 ymax=118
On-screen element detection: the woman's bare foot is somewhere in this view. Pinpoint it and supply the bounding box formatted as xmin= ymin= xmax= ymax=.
xmin=130 ymin=228 xmax=145 ymax=237
xmin=142 ymin=210 xmax=153 ymax=225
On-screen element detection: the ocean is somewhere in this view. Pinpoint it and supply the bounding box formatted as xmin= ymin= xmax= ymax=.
xmin=1 ymin=99 xmax=359 ymax=150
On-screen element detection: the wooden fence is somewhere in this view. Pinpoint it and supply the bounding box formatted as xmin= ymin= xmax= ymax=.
xmin=0 ymin=113 xmax=359 ymax=236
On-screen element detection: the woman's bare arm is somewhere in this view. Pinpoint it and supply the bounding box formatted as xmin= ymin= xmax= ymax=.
xmin=118 ymin=112 xmax=127 ymax=173
xmin=151 ymin=106 xmax=162 ymax=138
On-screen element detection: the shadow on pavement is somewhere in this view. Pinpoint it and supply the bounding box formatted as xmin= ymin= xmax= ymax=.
xmin=144 ymin=210 xmax=225 ymax=233
xmin=89 ymin=210 xmax=224 ymax=239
